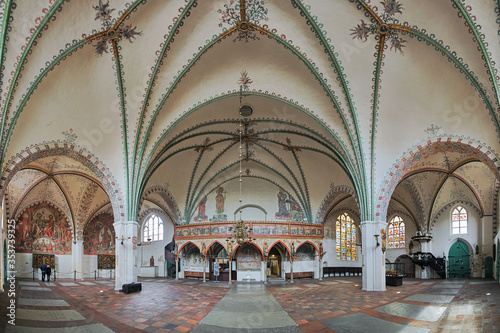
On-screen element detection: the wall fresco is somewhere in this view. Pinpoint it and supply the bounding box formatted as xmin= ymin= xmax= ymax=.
xmin=176 ymin=222 xmax=323 ymax=239
xmin=15 ymin=203 xmax=72 ymax=254
xmin=295 ymin=245 xmax=314 ymax=261
xmin=83 ymin=213 xmax=115 ymax=255
xmin=236 ymin=245 xmax=262 ymax=270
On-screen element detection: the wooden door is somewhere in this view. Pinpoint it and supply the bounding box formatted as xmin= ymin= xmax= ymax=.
xmin=484 ymin=256 xmax=493 ymax=278
xmin=448 ymin=240 xmax=470 ymax=278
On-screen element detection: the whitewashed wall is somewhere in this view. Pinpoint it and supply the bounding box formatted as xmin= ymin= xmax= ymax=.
xmin=137 ymin=211 xmax=175 ymax=277
xmin=431 ymin=203 xmax=481 ymax=277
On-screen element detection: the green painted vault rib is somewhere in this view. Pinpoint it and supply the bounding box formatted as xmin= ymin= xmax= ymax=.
xmin=138 ymin=120 xmax=363 ymax=224
xmin=135 ymin=91 xmax=365 ymax=221
xmin=371 ymin=51 xmax=384 ymax=220
xmin=139 ymin=118 xmax=362 ymax=210
xmin=0 ymin=39 xmax=87 ymax=170
xmin=407 ymin=28 xmax=500 ymax=137
xmin=452 ymin=0 xmax=500 ymax=117
xmin=0 ymin=0 xmax=65 ymax=169
xmin=292 ymin=0 xmax=369 ymax=220
xmin=186 ymin=159 xmax=311 ymax=223
xmin=186 ymin=141 xmax=239 ymax=213
xmin=132 ymin=27 xmax=368 ymax=218
xmin=131 ymin=0 xmax=197 ymax=208
xmin=0 ymin=0 xmax=13 ymax=97
xmin=112 ymin=46 xmax=131 ymax=217
xmin=187 ymin=174 xmax=306 ymax=223
xmin=131 ymin=33 xmax=221 ymax=213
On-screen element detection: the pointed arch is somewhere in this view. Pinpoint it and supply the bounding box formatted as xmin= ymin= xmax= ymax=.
xmin=177 ymin=241 xmax=200 ymax=260
xmin=377 ymin=137 xmax=500 ymax=221
xmin=0 ymin=141 xmax=125 ymax=222
xmin=296 ymin=240 xmax=320 ymax=256
xmin=268 ymin=240 xmax=291 ymax=258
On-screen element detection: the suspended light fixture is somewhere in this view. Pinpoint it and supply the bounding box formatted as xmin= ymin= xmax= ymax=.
xmin=228 ymin=85 xmax=255 ymax=245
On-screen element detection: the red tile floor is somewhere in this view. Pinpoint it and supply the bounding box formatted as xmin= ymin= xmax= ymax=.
xmin=1 ymin=276 xmax=499 ymax=332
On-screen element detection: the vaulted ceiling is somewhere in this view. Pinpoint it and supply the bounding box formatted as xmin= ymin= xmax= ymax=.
xmin=1 ymin=0 xmax=499 ymax=228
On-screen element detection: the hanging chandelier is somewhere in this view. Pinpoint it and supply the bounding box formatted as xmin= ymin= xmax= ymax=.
xmin=228 ymin=84 xmax=254 ymax=246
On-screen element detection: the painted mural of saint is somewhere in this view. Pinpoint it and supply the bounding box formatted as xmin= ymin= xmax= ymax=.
xmin=275 ymin=189 xmax=290 ymax=220
xmin=290 ymin=200 xmax=303 ymax=222
xmin=194 ymin=196 xmax=208 ymax=222
xmin=99 ymin=226 xmax=112 ymax=252
xmin=215 ymin=187 xmax=225 ymax=214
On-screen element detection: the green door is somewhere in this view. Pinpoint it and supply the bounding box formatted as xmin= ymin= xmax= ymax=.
xmin=448 ymin=240 xmax=470 ymax=278
xmin=485 ymin=256 xmax=493 ymax=278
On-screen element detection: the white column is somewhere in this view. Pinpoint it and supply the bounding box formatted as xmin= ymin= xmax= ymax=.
xmin=203 ymin=259 xmax=206 ymax=283
xmin=319 ymin=256 xmax=323 ymax=281
xmin=420 ymin=241 xmax=432 ymax=279
xmin=361 ymin=220 xmax=387 ymax=291
xmin=113 ymin=221 xmax=138 ymax=290
xmin=72 ymin=240 xmax=83 ymax=279
xmin=262 ymin=260 xmax=267 ymax=284
xmin=228 ymin=260 xmax=232 ymax=284
xmin=290 ymin=260 xmax=294 ymax=284
xmin=175 ymin=258 xmax=179 ymax=280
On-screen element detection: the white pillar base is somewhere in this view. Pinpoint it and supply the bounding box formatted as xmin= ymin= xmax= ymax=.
xmin=113 ymin=221 xmax=138 ymax=291
xmin=72 ymin=240 xmax=83 ymax=279
xmin=361 ymin=220 xmax=387 ymax=291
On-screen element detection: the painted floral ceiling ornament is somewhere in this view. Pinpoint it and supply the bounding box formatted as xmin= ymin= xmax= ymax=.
xmin=62 ymin=129 xmax=77 ymax=144
xmin=218 ymin=0 xmax=269 ymax=42
xmin=351 ymin=0 xmax=407 ymax=54
xmin=89 ymin=1 xmax=143 ymax=56
xmin=194 ymin=138 xmax=214 ymax=154
xmin=237 ymin=71 xmax=253 ymax=91
xmin=93 ymin=0 xmax=115 ymax=26
xmin=424 ymin=124 xmax=442 ymax=135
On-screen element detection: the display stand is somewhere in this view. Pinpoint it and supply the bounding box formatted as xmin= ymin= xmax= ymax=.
xmin=385 ymin=262 xmax=404 ymax=286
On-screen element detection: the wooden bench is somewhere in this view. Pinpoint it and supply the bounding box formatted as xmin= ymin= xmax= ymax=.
xmin=184 ymin=271 xmax=204 ymax=279
xmin=323 ymin=267 xmax=362 ymax=277
xmin=285 ymin=271 xmax=313 ymax=279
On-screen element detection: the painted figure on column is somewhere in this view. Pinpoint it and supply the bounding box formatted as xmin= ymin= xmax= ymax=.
xmin=150 ymin=255 xmax=154 ymax=266
xmin=263 ymin=242 xmax=268 ymax=257
xmin=202 ymin=242 xmax=206 ymax=256
xmin=381 ymin=229 xmax=387 ymax=253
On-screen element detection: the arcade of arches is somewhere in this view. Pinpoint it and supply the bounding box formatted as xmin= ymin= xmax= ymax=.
xmin=1 ymin=0 xmax=500 ymax=330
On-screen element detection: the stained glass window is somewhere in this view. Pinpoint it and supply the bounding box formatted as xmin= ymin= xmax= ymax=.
xmin=452 ymin=206 xmax=467 ymax=234
xmin=143 ymin=214 xmax=164 ymax=242
xmin=388 ymin=216 xmax=405 ymax=249
xmin=336 ymin=213 xmax=357 ymax=260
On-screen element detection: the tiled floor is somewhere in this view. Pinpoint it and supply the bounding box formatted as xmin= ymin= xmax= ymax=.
xmin=1 ymin=277 xmax=499 ymax=332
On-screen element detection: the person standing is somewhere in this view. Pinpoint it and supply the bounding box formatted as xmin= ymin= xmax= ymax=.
xmin=40 ymin=262 xmax=47 ymax=281
xmin=46 ymin=265 xmax=52 ymax=282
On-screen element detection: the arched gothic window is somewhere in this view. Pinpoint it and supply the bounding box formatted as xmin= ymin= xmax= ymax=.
xmin=336 ymin=213 xmax=357 ymax=260
xmin=452 ymin=206 xmax=467 ymax=234
xmin=143 ymin=214 xmax=164 ymax=242
xmin=388 ymin=215 xmax=405 ymax=249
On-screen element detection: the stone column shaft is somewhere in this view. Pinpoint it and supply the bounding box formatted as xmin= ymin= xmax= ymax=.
xmin=113 ymin=221 xmax=138 ymax=291
xmin=361 ymin=220 xmax=387 ymax=291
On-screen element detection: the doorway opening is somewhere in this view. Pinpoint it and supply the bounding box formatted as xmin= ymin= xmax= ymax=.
xmin=267 ymin=247 xmax=282 ymax=278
